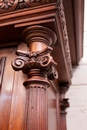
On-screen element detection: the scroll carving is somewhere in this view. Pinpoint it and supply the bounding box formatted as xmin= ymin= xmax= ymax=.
xmin=12 ymin=46 xmax=58 ymax=80
xmin=0 ymin=57 xmax=6 ymax=88
xmin=12 ymin=25 xmax=58 ymax=82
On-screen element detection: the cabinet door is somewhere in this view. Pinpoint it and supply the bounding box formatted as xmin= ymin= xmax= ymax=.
xmin=0 ymin=46 xmax=27 ymax=130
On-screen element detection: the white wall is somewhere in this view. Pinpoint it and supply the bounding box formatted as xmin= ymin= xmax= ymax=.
xmin=66 ymin=0 xmax=87 ymax=130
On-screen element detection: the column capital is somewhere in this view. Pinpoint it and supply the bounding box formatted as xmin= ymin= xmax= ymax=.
xmin=21 ymin=25 xmax=57 ymax=49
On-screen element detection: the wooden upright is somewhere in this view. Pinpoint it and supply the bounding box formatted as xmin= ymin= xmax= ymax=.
xmin=0 ymin=0 xmax=84 ymax=130
xmin=12 ymin=25 xmax=58 ymax=130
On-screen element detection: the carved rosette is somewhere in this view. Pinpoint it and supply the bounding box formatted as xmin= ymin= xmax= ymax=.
xmin=11 ymin=25 xmax=58 ymax=130
xmin=0 ymin=0 xmax=18 ymax=13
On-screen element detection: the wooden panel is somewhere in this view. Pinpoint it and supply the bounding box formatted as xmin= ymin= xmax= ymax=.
xmin=48 ymin=85 xmax=57 ymax=130
xmin=0 ymin=57 xmax=6 ymax=88
xmin=8 ymin=71 xmax=27 ymax=130
xmin=0 ymin=47 xmax=17 ymax=130
xmin=8 ymin=43 xmax=27 ymax=130
xmin=0 ymin=45 xmax=28 ymax=130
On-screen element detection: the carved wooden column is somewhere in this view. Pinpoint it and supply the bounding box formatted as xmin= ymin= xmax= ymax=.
xmin=12 ymin=25 xmax=58 ymax=130
xmin=60 ymin=83 xmax=69 ymax=130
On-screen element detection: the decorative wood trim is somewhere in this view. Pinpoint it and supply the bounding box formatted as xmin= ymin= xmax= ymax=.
xmin=0 ymin=57 xmax=6 ymax=88
xmin=0 ymin=0 xmax=60 ymax=14
xmin=58 ymin=0 xmax=72 ymax=77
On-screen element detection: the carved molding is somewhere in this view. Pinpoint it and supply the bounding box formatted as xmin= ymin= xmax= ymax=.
xmin=21 ymin=25 xmax=57 ymax=47
xmin=58 ymin=0 xmax=72 ymax=77
xmin=0 ymin=0 xmax=58 ymax=13
xmin=0 ymin=57 xmax=6 ymax=88
xmin=0 ymin=0 xmax=63 ymax=14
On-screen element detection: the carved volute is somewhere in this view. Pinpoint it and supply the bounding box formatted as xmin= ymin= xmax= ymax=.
xmin=12 ymin=25 xmax=58 ymax=130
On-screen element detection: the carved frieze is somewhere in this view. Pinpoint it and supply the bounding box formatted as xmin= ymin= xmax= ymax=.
xmin=0 ymin=0 xmax=57 ymax=13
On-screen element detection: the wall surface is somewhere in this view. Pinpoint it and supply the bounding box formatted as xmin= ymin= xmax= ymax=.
xmin=66 ymin=0 xmax=87 ymax=130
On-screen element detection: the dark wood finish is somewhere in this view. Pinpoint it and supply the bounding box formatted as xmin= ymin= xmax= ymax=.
xmin=60 ymin=83 xmax=69 ymax=130
xmin=12 ymin=25 xmax=58 ymax=130
xmin=0 ymin=0 xmax=84 ymax=130
xmin=0 ymin=0 xmax=58 ymax=14
xmin=25 ymin=86 xmax=48 ymax=130
xmin=0 ymin=57 xmax=6 ymax=88
xmin=0 ymin=47 xmax=17 ymax=130
xmin=63 ymin=0 xmax=84 ymax=65
xmin=0 ymin=1 xmax=72 ymax=84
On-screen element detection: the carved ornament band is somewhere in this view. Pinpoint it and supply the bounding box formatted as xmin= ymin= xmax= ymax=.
xmin=0 ymin=0 xmax=61 ymax=13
